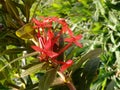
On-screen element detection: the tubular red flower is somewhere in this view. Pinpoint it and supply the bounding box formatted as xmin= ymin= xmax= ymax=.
xmin=60 ymin=60 xmax=73 ymax=72
xmin=65 ymin=34 xmax=82 ymax=48
xmin=58 ymin=43 xmax=73 ymax=55
xmin=31 ymin=17 xmax=82 ymax=72
xmin=31 ymin=45 xmax=58 ymax=58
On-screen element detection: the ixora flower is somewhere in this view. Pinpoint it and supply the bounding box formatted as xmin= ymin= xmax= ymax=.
xmin=31 ymin=17 xmax=82 ymax=72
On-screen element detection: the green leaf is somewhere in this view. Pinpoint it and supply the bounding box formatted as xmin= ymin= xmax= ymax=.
xmin=109 ymin=11 xmax=118 ymax=25
xmin=21 ymin=62 xmax=45 ymax=77
xmin=22 ymin=0 xmax=35 ymax=8
xmin=4 ymin=14 xmax=19 ymax=29
xmin=39 ymin=68 xmax=57 ymax=90
xmin=72 ymin=48 xmax=103 ymax=72
xmin=0 ymin=48 xmax=26 ymax=56
xmin=5 ymin=0 xmax=20 ymax=20
xmin=101 ymin=78 xmax=107 ymax=90
xmin=115 ymin=51 xmax=120 ymax=69
xmin=22 ymin=0 xmax=35 ymax=22
xmin=0 ymin=52 xmax=38 ymax=72
xmin=15 ymin=3 xmax=26 ymax=18
xmin=66 ymin=46 xmax=87 ymax=60
xmin=72 ymin=58 xmax=100 ymax=90
xmin=106 ymin=80 xmax=115 ymax=90
xmin=0 ymin=60 xmax=10 ymax=81
xmin=92 ymin=22 xmax=102 ymax=34
xmin=94 ymin=0 xmax=105 ymax=16
xmin=16 ymin=23 xmax=34 ymax=40
xmin=78 ymin=0 xmax=89 ymax=8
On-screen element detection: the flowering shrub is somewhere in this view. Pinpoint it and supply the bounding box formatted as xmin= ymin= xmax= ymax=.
xmin=31 ymin=17 xmax=82 ymax=73
xmin=1 ymin=0 xmax=120 ymax=90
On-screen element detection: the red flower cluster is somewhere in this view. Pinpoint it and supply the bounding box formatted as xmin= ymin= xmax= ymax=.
xmin=31 ymin=17 xmax=82 ymax=72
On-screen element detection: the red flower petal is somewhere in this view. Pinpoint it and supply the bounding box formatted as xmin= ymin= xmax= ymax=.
xmin=60 ymin=60 xmax=73 ymax=72
xmin=45 ymin=50 xmax=58 ymax=58
xmin=32 ymin=18 xmax=41 ymax=26
xmin=47 ymin=30 xmax=54 ymax=39
xmin=74 ymin=41 xmax=82 ymax=48
xmin=31 ymin=45 xmax=43 ymax=52
xmin=64 ymin=35 xmax=82 ymax=48
xmin=64 ymin=38 xmax=73 ymax=42
xmin=74 ymin=35 xmax=82 ymax=40
xmin=31 ymin=46 xmax=58 ymax=58
xmin=44 ymin=39 xmax=52 ymax=50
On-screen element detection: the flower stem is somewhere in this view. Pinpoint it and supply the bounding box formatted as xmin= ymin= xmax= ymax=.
xmin=66 ymin=81 xmax=76 ymax=90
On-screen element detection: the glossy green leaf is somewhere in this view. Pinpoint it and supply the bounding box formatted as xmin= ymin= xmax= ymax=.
xmin=72 ymin=48 xmax=102 ymax=72
xmin=72 ymin=58 xmax=100 ymax=90
xmin=39 ymin=68 xmax=57 ymax=90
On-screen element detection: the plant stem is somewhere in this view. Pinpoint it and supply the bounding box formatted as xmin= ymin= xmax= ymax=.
xmin=57 ymin=71 xmax=76 ymax=90
xmin=66 ymin=81 xmax=76 ymax=90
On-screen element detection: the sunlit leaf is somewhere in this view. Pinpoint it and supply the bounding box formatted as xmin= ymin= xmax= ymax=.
xmin=16 ymin=23 xmax=35 ymax=40
xmin=109 ymin=11 xmax=118 ymax=25
xmin=94 ymin=0 xmax=105 ymax=16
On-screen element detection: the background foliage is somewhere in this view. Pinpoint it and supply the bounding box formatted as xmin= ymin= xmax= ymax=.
xmin=0 ymin=0 xmax=120 ymax=90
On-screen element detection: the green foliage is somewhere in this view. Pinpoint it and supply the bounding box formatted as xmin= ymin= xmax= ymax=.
xmin=72 ymin=58 xmax=100 ymax=90
xmin=0 ymin=0 xmax=120 ymax=90
xmin=39 ymin=68 xmax=57 ymax=90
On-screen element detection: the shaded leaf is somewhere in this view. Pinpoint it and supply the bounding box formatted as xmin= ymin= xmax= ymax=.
xmin=21 ymin=62 xmax=45 ymax=77
xmin=72 ymin=48 xmax=102 ymax=72
xmin=39 ymin=68 xmax=57 ymax=90
xmin=22 ymin=0 xmax=35 ymax=22
xmin=5 ymin=0 xmax=19 ymax=20
xmin=106 ymin=80 xmax=115 ymax=90
xmin=0 ymin=60 xmax=10 ymax=81
xmin=72 ymin=58 xmax=100 ymax=90
xmin=51 ymin=84 xmax=69 ymax=90
xmin=0 ymin=48 xmax=26 ymax=56
xmin=14 ymin=3 xmax=26 ymax=18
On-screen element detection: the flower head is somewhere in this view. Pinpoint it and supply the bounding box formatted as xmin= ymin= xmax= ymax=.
xmin=31 ymin=17 xmax=82 ymax=72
